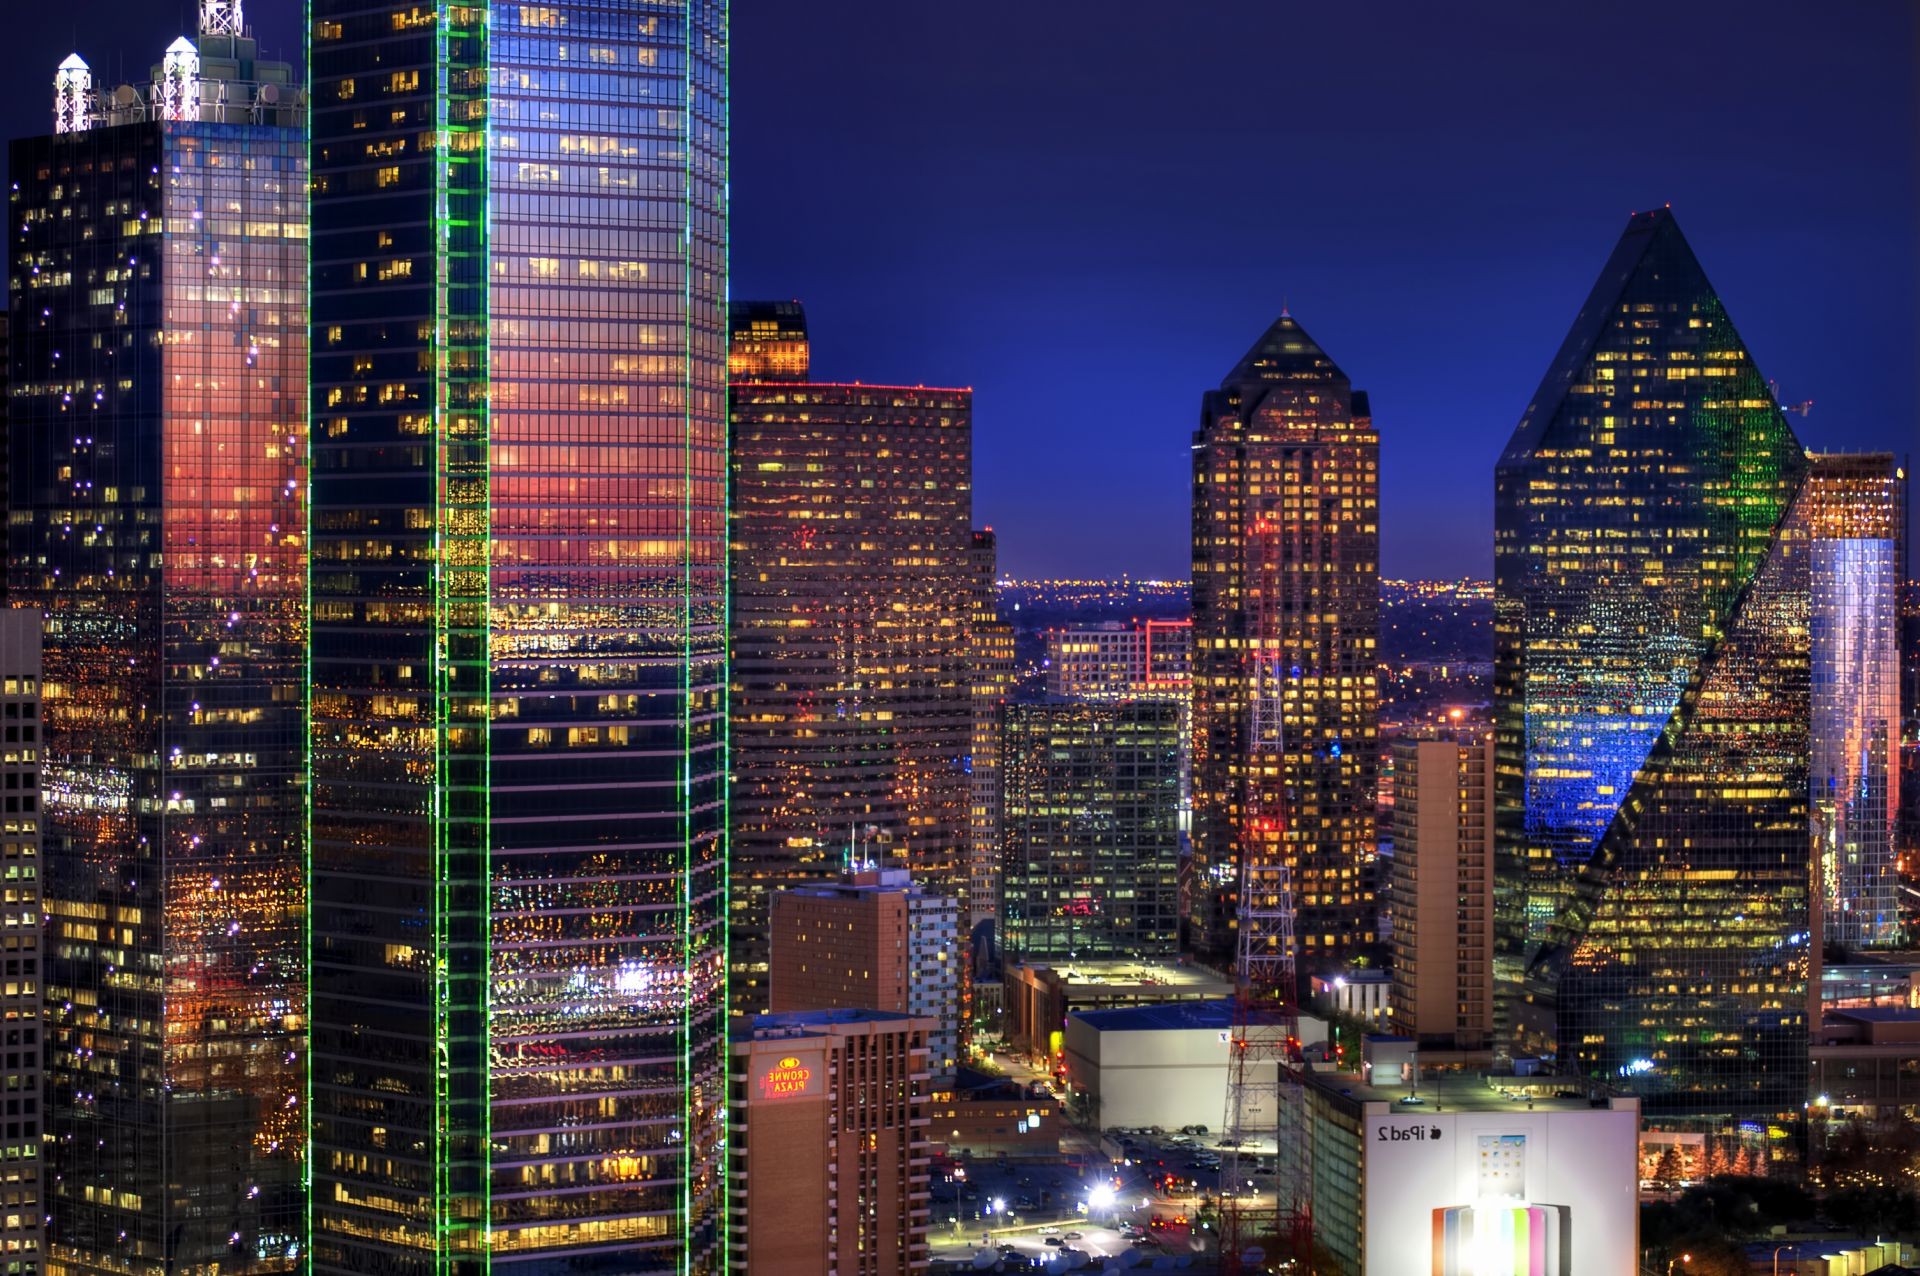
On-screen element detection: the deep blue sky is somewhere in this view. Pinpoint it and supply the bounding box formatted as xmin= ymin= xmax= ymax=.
xmin=11 ymin=2 xmax=1916 ymax=579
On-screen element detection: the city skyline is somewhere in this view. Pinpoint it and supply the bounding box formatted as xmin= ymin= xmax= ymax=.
xmin=5 ymin=1 xmax=1912 ymax=582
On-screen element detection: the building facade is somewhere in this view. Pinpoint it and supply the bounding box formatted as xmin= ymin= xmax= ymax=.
xmin=307 ymin=0 xmax=728 ymax=1269
xmin=1190 ymin=315 xmax=1380 ymax=965
xmin=1806 ymin=454 xmax=1905 ymax=949
xmin=999 ymin=700 xmax=1181 ymax=962
xmin=769 ymin=868 xmax=961 ymax=1077
xmin=1493 ymin=210 xmax=1900 ymax=1119
xmin=729 ymin=369 xmax=973 ymax=1016
xmin=9 ymin=17 xmax=306 ymax=1270
xmin=1388 ymin=735 xmax=1495 ymax=1051
xmin=727 ymin=1009 xmax=932 ymax=1275
xmin=727 ymin=299 xmax=809 ymax=384
xmin=968 ymin=529 xmax=1016 ymax=935
xmin=0 ymin=614 xmax=42 ymax=1276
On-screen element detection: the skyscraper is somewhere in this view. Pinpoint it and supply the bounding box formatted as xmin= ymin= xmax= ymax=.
xmin=999 ymin=700 xmax=1182 ymax=962
xmin=1807 ymin=454 xmax=1905 ymax=948
xmin=729 ymin=352 xmax=973 ymax=1017
xmin=727 ymin=299 xmax=809 ymax=384
xmin=307 ymin=1 xmax=728 ymax=1269
xmin=967 ymin=528 xmax=1016 ymax=936
xmin=0 ymin=612 xmax=42 ymax=1276
xmin=1493 ymin=209 xmax=1897 ymax=1117
xmin=1388 ymin=733 xmax=1494 ymax=1053
xmin=9 ymin=10 xmax=307 ymax=1268
xmin=1190 ymin=315 xmax=1380 ymax=966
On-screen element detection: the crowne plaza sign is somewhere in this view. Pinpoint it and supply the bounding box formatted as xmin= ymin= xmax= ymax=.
xmin=758 ymin=1054 xmax=818 ymax=1101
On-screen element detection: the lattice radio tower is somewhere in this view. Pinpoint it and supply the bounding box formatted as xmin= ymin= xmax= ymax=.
xmin=1220 ymin=514 xmax=1312 ymax=1274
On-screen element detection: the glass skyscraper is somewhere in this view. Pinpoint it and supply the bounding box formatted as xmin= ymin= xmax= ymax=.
xmin=308 ymin=1 xmax=728 ymax=1270
xmin=1190 ymin=315 xmax=1381 ymax=966
xmin=1494 ymin=209 xmax=1900 ymax=1119
xmin=9 ymin=18 xmax=308 ymax=1272
xmin=999 ymin=700 xmax=1182 ymax=962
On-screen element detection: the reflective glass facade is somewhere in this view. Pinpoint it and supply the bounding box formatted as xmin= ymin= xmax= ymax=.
xmin=967 ymin=529 xmax=1015 ymax=932
xmin=9 ymin=111 xmax=307 ymax=1271
xmin=999 ymin=700 xmax=1181 ymax=962
xmin=727 ymin=382 xmax=972 ymax=1018
xmin=0 ymin=614 xmax=44 ymax=1276
xmin=1806 ymin=455 xmax=1904 ymax=949
xmin=308 ymin=1 xmax=727 ymax=1270
xmin=1494 ymin=210 xmax=1818 ymax=1116
xmin=1190 ymin=316 xmax=1380 ymax=964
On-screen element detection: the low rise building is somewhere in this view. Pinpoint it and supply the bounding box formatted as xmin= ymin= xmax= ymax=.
xmin=927 ymin=1068 xmax=1058 ymax=1157
xmin=1302 ymin=1062 xmax=1640 ymax=1276
xmin=1003 ymin=959 xmax=1233 ymax=1060
xmin=1061 ymin=999 xmax=1327 ymax=1133
xmin=1811 ymin=1007 xmax=1920 ymax=1120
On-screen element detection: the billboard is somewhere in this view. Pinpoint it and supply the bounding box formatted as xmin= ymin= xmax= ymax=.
xmin=1362 ymin=1105 xmax=1637 ymax=1275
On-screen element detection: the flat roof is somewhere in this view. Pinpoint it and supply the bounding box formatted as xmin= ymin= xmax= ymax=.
xmin=1303 ymin=1065 xmax=1625 ymax=1115
xmin=1014 ymin=960 xmax=1233 ymax=993
xmin=1073 ymin=999 xmax=1237 ymax=1032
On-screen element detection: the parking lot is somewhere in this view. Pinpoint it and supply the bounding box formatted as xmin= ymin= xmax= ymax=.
xmin=928 ymin=1127 xmax=1243 ymax=1271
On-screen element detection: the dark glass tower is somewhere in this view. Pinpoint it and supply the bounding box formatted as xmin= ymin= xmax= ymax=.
xmin=1190 ymin=315 xmax=1380 ymax=967
xmin=8 ymin=21 xmax=307 ymax=1273
xmin=1494 ymin=209 xmax=1824 ymax=1117
xmin=308 ymin=1 xmax=728 ymax=1270
xmin=999 ymin=700 xmax=1182 ymax=962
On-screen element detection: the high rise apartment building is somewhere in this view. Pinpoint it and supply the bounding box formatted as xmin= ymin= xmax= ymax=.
xmin=1190 ymin=315 xmax=1381 ymax=965
xmin=1388 ymin=734 xmax=1494 ymax=1052
xmin=9 ymin=13 xmax=307 ymax=1268
xmin=999 ymin=701 xmax=1181 ymax=962
xmin=769 ymin=869 xmax=962 ymax=1077
xmin=307 ymin=1 xmax=728 ymax=1269
xmin=727 ymin=1009 xmax=933 ymax=1275
xmin=0 ymin=613 xmax=41 ymax=1276
xmin=968 ymin=529 xmax=1016 ymax=932
xmin=1494 ymin=209 xmax=1903 ymax=1117
xmin=730 ymin=327 xmax=973 ymax=1017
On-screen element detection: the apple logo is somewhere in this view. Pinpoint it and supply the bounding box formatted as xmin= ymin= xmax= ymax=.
xmin=1430 ymin=1128 xmax=1443 ymax=1140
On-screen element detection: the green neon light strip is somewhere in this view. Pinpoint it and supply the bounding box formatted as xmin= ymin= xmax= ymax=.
xmin=303 ymin=2 xmax=315 ymax=1267
xmin=716 ymin=0 xmax=731 ymax=1267
xmin=681 ymin=1 xmax=697 ymax=1265
xmin=433 ymin=2 xmax=490 ymax=1269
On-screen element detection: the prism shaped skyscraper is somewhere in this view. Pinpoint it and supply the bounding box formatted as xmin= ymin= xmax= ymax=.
xmin=1493 ymin=209 xmax=1903 ymax=1119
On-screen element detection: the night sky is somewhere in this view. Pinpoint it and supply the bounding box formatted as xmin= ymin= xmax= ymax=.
xmin=8 ymin=1 xmax=1916 ymax=579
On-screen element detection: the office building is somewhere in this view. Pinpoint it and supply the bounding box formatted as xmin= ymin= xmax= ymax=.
xmin=727 ymin=299 xmax=809 ymax=383
xmin=307 ymin=0 xmax=728 ymax=1269
xmin=968 ymin=529 xmax=1017 ymax=935
xmin=1494 ymin=209 xmax=1902 ymax=1118
xmin=1389 ymin=735 xmax=1495 ymax=1052
xmin=999 ymin=700 xmax=1181 ymax=961
xmin=727 ymin=1009 xmax=932 ymax=1275
xmin=1807 ymin=454 xmax=1905 ymax=948
xmin=1043 ymin=618 xmax=1192 ymax=700
xmin=9 ymin=12 xmax=306 ymax=1269
xmin=0 ymin=614 xmax=41 ymax=1276
xmin=1002 ymin=959 xmax=1234 ymax=1057
xmin=730 ymin=353 xmax=973 ymax=1016
xmin=1191 ymin=314 xmax=1380 ymax=965
xmin=770 ymin=868 xmax=962 ymax=1077
xmin=1044 ymin=618 xmax=1192 ymax=830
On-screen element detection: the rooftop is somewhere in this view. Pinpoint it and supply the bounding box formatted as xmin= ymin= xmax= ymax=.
xmin=1072 ymin=999 xmax=1237 ymax=1033
xmin=1011 ymin=959 xmax=1233 ymax=994
xmin=1303 ymin=1064 xmax=1627 ymax=1116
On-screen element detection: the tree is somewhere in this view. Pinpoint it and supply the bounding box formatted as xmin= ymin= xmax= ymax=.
xmin=1702 ymin=1139 xmax=1732 ymax=1179
xmin=1653 ymin=1145 xmax=1684 ymax=1188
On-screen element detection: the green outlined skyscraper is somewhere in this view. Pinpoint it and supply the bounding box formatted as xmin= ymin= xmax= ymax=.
xmin=307 ymin=1 xmax=727 ymax=1270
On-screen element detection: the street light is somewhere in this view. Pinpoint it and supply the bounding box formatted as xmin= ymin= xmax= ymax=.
xmin=1667 ymin=1255 xmax=1692 ymax=1276
xmin=1774 ymin=1244 xmax=1793 ymax=1276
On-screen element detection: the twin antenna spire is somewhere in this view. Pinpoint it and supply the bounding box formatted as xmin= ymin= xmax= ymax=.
xmin=53 ymin=0 xmax=249 ymax=133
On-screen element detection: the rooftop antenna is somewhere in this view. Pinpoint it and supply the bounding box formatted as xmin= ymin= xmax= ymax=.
xmin=201 ymin=0 xmax=242 ymax=37
xmin=54 ymin=54 xmax=91 ymax=134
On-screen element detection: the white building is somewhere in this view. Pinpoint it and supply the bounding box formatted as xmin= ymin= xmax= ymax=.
xmin=1061 ymin=999 xmax=1326 ymax=1132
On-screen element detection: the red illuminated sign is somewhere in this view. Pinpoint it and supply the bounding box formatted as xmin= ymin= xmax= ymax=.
xmin=759 ymin=1054 xmax=815 ymax=1101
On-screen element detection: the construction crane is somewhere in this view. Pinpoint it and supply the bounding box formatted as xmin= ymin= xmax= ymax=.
xmin=1220 ymin=513 xmax=1311 ymax=1275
